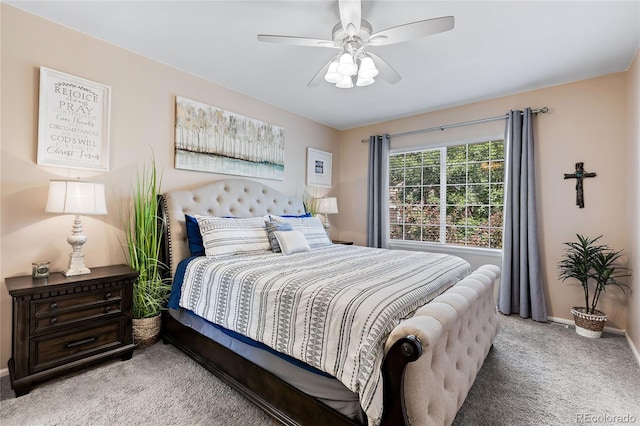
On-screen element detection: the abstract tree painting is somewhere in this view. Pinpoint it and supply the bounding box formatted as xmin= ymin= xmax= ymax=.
xmin=175 ymin=96 xmax=284 ymax=180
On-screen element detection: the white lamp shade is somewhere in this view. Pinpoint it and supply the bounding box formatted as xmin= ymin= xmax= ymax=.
xmin=356 ymin=76 xmax=375 ymax=87
xmin=324 ymin=60 xmax=342 ymax=84
xmin=316 ymin=197 xmax=339 ymax=215
xmin=337 ymin=52 xmax=357 ymax=76
xmin=358 ymin=56 xmax=379 ymax=79
xmin=336 ymin=75 xmax=354 ymax=89
xmin=46 ymin=180 xmax=107 ymax=215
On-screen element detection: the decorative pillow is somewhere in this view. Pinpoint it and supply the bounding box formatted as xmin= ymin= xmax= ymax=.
xmin=185 ymin=214 xmax=245 ymax=257
xmin=195 ymin=215 xmax=270 ymax=256
xmin=265 ymin=220 xmax=293 ymax=253
xmin=185 ymin=214 xmax=205 ymax=257
xmin=274 ymin=230 xmax=311 ymax=255
xmin=271 ymin=215 xmax=331 ymax=248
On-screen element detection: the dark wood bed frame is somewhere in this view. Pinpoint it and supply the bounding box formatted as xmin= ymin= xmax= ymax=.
xmin=158 ymin=194 xmax=422 ymax=426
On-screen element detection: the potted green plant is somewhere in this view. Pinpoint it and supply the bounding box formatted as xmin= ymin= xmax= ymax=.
xmin=303 ymin=186 xmax=320 ymax=216
xmin=123 ymin=156 xmax=171 ymax=348
xmin=558 ymin=234 xmax=631 ymax=338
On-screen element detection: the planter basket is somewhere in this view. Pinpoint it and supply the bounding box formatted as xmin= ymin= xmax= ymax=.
xmin=571 ymin=307 xmax=607 ymax=338
xmin=133 ymin=315 xmax=161 ymax=349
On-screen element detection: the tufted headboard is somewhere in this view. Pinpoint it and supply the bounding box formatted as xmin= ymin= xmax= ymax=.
xmin=159 ymin=178 xmax=306 ymax=277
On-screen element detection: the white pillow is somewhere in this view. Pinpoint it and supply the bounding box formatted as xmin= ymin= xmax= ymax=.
xmin=274 ymin=230 xmax=311 ymax=255
xmin=195 ymin=215 xmax=270 ymax=256
xmin=271 ymin=215 xmax=331 ymax=248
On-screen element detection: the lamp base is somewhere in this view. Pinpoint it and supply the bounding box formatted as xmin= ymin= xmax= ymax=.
xmin=64 ymin=268 xmax=91 ymax=276
xmin=322 ymin=219 xmax=330 ymax=236
xmin=64 ymin=252 xmax=91 ymax=276
xmin=64 ymin=216 xmax=91 ymax=276
xmin=64 ymin=267 xmax=91 ymax=277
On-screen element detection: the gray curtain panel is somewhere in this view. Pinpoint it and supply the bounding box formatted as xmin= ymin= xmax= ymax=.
xmin=498 ymin=109 xmax=548 ymax=321
xmin=366 ymin=134 xmax=390 ymax=248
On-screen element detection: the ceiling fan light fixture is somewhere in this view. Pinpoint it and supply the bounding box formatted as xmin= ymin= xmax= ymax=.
xmin=337 ymin=52 xmax=357 ymax=76
xmin=324 ymin=60 xmax=342 ymax=84
xmin=336 ymin=75 xmax=354 ymax=89
xmin=356 ymin=76 xmax=375 ymax=87
xmin=258 ymin=1 xmax=455 ymax=89
xmin=358 ymin=56 xmax=379 ymax=79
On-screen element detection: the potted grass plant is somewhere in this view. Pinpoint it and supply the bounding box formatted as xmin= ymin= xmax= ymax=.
xmin=558 ymin=234 xmax=631 ymax=338
xmin=303 ymin=186 xmax=320 ymax=216
xmin=123 ymin=156 xmax=171 ymax=348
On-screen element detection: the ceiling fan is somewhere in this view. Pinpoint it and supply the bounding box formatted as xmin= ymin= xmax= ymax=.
xmin=257 ymin=0 xmax=454 ymax=88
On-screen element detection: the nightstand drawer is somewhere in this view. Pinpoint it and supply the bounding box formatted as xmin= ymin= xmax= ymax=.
xmin=31 ymin=288 xmax=123 ymax=334
xmin=31 ymin=319 xmax=123 ymax=372
xmin=33 ymin=300 xmax=122 ymax=333
xmin=32 ymin=287 xmax=122 ymax=315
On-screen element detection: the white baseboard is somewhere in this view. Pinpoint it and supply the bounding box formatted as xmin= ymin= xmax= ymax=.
xmin=627 ymin=334 xmax=640 ymax=367
xmin=0 ymin=368 xmax=8 ymax=378
xmin=547 ymin=316 xmax=625 ymax=335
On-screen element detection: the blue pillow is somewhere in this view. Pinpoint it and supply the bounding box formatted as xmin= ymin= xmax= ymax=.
xmin=280 ymin=212 xmax=312 ymax=218
xmin=185 ymin=215 xmax=205 ymax=257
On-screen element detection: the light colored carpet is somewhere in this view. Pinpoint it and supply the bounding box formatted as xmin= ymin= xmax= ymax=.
xmin=453 ymin=316 xmax=639 ymax=425
xmin=1 ymin=315 xmax=639 ymax=425
xmin=0 ymin=343 xmax=277 ymax=426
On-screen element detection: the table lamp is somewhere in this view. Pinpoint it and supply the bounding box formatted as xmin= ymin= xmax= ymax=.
xmin=316 ymin=197 xmax=339 ymax=232
xmin=45 ymin=180 xmax=107 ymax=276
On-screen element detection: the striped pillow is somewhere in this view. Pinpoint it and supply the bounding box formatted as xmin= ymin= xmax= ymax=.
xmin=265 ymin=219 xmax=293 ymax=253
xmin=195 ymin=215 xmax=270 ymax=256
xmin=271 ymin=215 xmax=331 ymax=248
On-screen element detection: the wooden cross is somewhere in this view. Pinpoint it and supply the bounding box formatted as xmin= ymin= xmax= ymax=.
xmin=564 ymin=162 xmax=596 ymax=208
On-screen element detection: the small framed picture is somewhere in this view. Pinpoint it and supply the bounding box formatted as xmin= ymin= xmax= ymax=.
xmin=37 ymin=67 xmax=111 ymax=171
xmin=306 ymin=148 xmax=332 ymax=188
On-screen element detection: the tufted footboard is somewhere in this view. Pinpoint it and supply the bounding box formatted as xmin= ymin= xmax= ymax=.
xmin=385 ymin=264 xmax=501 ymax=426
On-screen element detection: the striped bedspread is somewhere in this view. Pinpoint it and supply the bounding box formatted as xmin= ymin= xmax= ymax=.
xmin=179 ymin=244 xmax=471 ymax=425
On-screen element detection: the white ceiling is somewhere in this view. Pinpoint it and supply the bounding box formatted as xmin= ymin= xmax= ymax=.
xmin=8 ymin=1 xmax=640 ymax=130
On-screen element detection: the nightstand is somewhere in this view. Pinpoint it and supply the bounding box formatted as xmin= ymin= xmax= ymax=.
xmin=5 ymin=264 xmax=138 ymax=396
xmin=332 ymin=240 xmax=354 ymax=245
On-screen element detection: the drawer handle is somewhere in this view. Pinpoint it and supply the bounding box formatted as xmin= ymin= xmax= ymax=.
xmin=104 ymin=293 xmax=111 ymax=300
xmin=64 ymin=337 xmax=96 ymax=349
xmin=104 ymin=306 xmax=111 ymax=313
xmin=50 ymin=302 xmax=58 ymax=310
xmin=50 ymin=317 xmax=58 ymax=324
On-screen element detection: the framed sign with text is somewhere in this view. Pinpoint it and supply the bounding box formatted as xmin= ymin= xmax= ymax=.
xmin=37 ymin=67 xmax=111 ymax=171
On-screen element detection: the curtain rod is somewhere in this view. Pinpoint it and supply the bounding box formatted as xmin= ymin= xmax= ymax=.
xmin=360 ymin=107 xmax=549 ymax=143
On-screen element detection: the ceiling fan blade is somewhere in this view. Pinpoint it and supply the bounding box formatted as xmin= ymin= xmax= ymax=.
xmin=369 ymin=16 xmax=454 ymax=46
xmin=257 ymin=34 xmax=339 ymax=48
xmin=367 ymin=52 xmax=401 ymax=84
xmin=307 ymin=58 xmax=335 ymax=87
xmin=338 ymin=0 xmax=361 ymax=37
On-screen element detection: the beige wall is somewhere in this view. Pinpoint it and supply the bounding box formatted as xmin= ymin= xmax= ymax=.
xmin=0 ymin=5 xmax=339 ymax=368
xmin=338 ymin=73 xmax=631 ymax=332
xmin=627 ymin=48 xmax=640 ymax=359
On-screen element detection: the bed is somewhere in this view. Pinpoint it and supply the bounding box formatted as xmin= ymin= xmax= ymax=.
xmin=159 ymin=178 xmax=500 ymax=426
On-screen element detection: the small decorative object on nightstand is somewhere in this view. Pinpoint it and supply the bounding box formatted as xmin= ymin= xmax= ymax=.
xmin=31 ymin=261 xmax=50 ymax=278
xmin=5 ymin=264 xmax=138 ymax=396
xmin=332 ymin=240 xmax=353 ymax=245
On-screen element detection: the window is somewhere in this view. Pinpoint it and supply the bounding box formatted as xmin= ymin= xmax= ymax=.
xmin=389 ymin=140 xmax=505 ymax=249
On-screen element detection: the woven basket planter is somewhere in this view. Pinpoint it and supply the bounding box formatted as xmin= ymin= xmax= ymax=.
xmin=571 ymin=307 xmax=607 ymax=338
xmin=133 ymin=314 xmax=161 ymax=349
